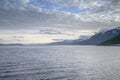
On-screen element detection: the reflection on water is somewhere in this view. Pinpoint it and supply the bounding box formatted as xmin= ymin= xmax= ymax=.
xmin=0 ymin=45 xmax=120 ymax=80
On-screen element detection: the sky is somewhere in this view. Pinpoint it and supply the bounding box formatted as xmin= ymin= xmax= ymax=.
xmin=0 ymin=0 xmax=120 ymax=44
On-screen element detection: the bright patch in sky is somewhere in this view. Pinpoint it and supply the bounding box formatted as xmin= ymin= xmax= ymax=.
xmin=0 ymin=0 xmax=120 ymax=43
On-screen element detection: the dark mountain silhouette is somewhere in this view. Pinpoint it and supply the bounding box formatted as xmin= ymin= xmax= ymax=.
xmin=50 ymin=27 xmax=120 ymax=45
xmin=99 ymin=35 xmax=120 ymax=45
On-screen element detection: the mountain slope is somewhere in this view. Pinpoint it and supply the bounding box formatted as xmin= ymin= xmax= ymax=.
xmin=77 ymin=27 xmax=120 ymax=45
xmin=49 ymin=35 xmax=90 ymax=45
xmin=99 ymin=35 xmax=120 ymax=45
xmin=49 ymin=27 xmax=120 ymax=45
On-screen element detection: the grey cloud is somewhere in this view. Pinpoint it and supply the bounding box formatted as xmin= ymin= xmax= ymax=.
xmin=89 ymin=0 xmax=120 ymax=13
xmin=0 ymin=0 xmax=120 ymax=31
xmin=50 ymin=0 xmax=120 ymax=11
xmin=38 ymin=29 xmax=62 ymax=35
xmin=0 ymin=38 xmax=22 ymax=43
xmin=52 ymin=39 xmax=67 ymax=42
xmin=0 ymin=0 xmax=30 ymax=10
xmin=12 ymin=36 xmax=24 ymax=38
xmin=37 ymin=29 xmax=75 ymax=36
xmin=0 ymin=39 xmax=4 ymax=41
xmin=0 ymin=8 xmax=119 ymax=30
xmin=49 ymin=0 xmax=120 ymax=22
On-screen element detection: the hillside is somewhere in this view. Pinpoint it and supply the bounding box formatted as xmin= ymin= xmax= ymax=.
xmin=99 ymin=35 xmax=120 ymax=45
xmin=49 ymin=27 xmax=120 ymax=45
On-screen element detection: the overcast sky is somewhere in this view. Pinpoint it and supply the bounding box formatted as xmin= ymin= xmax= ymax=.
xmin=0 ymin=0 xmax=120 ymax=44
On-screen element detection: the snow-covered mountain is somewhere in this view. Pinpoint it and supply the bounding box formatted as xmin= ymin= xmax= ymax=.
xmin=49 ymin=35 xmax=90 ymax=45
xmin=77 ymin=27 xmax=120 ymax=45
xmin=49 ymin=27 xmax=120 ymax=45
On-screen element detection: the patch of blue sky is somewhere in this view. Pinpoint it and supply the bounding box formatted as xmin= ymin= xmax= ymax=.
xmin=30 ymin=0 xmax=90 ymax=14
xmin=58 ymin=6 xmax=91 ymax=14
xmin=30 ymin=0 xmax=61 ymax=10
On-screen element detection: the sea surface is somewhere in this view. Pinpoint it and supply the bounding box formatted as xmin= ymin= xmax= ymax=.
xmin=0 ymin=45 xmax=120 ymax=80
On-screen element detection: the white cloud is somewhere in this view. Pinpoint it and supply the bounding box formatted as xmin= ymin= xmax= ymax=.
xmin=0 ymin=0 xmax=119 ymax=30
xmin=48 ymin=0 xmax=120 ymax=22
xmin=0 ymin=0 xmax=120 ymax=43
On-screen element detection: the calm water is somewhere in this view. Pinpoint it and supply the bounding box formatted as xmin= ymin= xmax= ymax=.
xmin=0 ymin=45 xmax=120 ymax=80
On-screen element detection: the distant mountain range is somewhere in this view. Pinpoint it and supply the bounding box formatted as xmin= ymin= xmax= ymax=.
xmin=0 ymin=43 xmax=23 ymax=46
xmin=50 ymin=27 xmax=120 ymax=45
xmin=1 ymin=27 xmax=120 ymax=46
xmin=49 ymin=35 xmax=90 ymax=45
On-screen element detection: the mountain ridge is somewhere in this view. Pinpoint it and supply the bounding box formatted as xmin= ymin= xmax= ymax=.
xmin=99 ymin=35 xmax=120 ymax=45
xmin=49 ymin=27 xmax=120 ymax=45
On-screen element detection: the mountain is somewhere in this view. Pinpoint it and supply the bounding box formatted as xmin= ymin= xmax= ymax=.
xmin=99 ymin=35 xmax=120 ymax=45
xmin=49 ymin=35 xmax=90 ymax=45
xmin=49 ymin=27 xmax=120 ymax=45
xmin=0 ymin=43 xmax=23 ymax=46
xmin=76 ymin=27 xmax=120 ymax=45
xmin=49 ymin=40 xmax=73 ymax=45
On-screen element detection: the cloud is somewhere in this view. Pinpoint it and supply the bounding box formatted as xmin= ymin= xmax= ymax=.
xmin=52 ymin=39 xmax=67 ymax=42
xmin=0 ymin=0 xmax=30 ymax=10
xmin=0 ymin=0 xmax=119 ymax=44
xmin=48 ymin=0 xmax=120 ymax=22
xmin=0 ymin=0 xmax=120 ymax=31
xmin=0 ymin=38 xmax=22 ymax=44
xmin=38 ymin=29 xmax=62 ymax=35
xmin=12 ymin=36 xmax=24 ymax=39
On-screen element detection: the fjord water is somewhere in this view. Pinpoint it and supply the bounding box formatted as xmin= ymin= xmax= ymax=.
xmin=0 ymin=45 xmax=120 ymax=80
